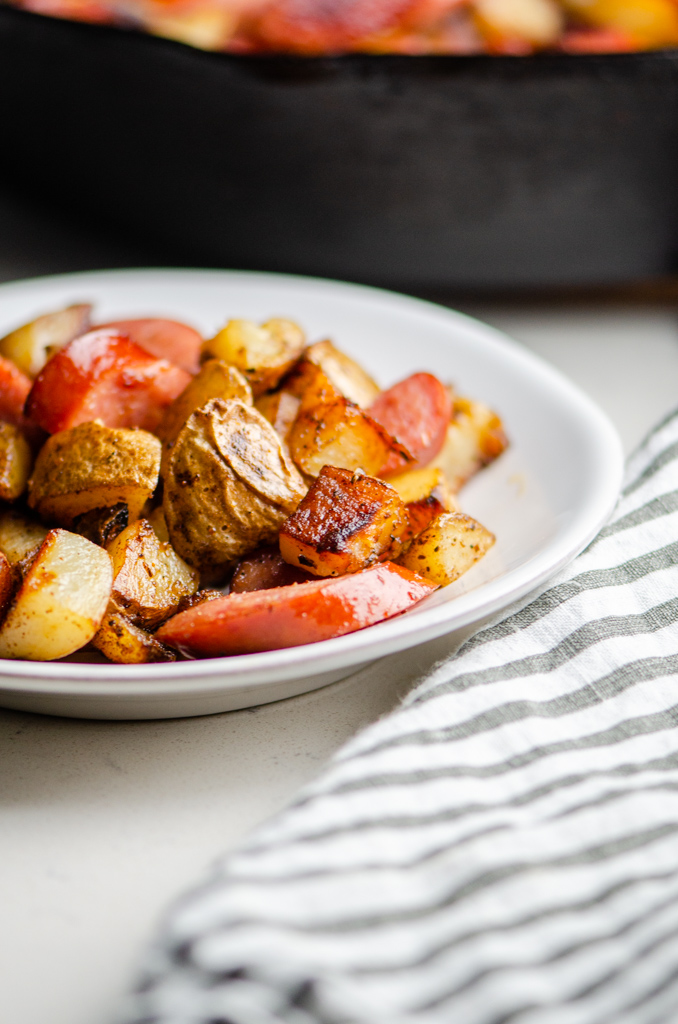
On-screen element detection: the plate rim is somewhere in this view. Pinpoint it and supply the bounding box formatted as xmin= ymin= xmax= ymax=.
xmin=0 ymin=267 xmax=624 ymax=700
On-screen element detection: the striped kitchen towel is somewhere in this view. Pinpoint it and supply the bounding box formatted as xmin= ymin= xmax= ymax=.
xmin=122 ymin=406 xmax=678 ymax=1024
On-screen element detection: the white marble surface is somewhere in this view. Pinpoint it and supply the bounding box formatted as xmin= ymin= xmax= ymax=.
xmin=2 ymin=187 xmax=678 ymax=1024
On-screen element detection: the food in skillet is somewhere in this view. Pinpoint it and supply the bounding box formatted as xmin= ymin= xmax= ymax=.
xmin=9 ymin=0 xmax=678 ymax=54
xmin=0 ymin=303 xmax=507 ymax=661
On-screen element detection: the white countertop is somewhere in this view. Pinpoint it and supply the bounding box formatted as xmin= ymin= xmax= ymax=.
xmin=2 ymin=189 xmax=678 ymax=1024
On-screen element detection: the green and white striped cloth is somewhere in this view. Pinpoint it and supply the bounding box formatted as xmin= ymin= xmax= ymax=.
xmin=123 ymin=408 xmax=678 ymax=1024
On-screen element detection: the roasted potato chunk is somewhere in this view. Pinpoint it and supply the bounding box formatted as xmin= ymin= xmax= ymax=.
xmin=28 ymin=421 xmax=161 ymax=526
xmin=388 ymin=466 xmax=457 ymax=546
xmin=106 ymin=519 xmax=199 ymax=628
xmin=0 ymin=303 xmax=91 ymax=378
xmin=157 ymin=359 xmax=252 ymax=450
xmin=163 ymin=398 xmax=306 ymax=577
xmin=280 ymin=465 xmax=406 ymax=577
xmin=0 ymin=422 xmax=32 ymax=502
xmin=288 ymin=365 xmax=406 ymax=479
xmin=474 ymin=0 xmax=563 ymax=49
xmin=387 ymin=466 xmax=453 ymax=507
xmin=92 ymin=610 xmax=177 ymax=663
xmin=399 ymin=512 xmax=495 ymax=586
xmin=255 ymin=390 xmax=301 ymax=446
xmin=0 ymin=551 xmax=15 ymax=617
xmin=297 ymin=339 xmax=380 ymax=408
xmin=0 ymin=528 xmax=112 ymax=660
xmin=148 ymin=504 xmax=170 ymax=542
xmin=0 ymin=508 xmax=48 ymax=563
xmin=430 ymin=397 xmax=508 ymax=493
xmin=202 ymin=318 xmax=305 ymax=396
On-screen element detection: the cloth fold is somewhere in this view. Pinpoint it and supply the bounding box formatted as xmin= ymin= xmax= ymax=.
xmin=122 ymin=408 xmax=678 ymax=1024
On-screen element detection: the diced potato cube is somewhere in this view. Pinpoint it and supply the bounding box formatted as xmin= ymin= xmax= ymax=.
xmin=280 ymin=465 xmax=406 ymax=576
xmin=92 ymin=610 xmax=176 ymax=663
xmin=156 ymin=359 xmax=252 ymax=450
xmin=28 ymin=421 xmax=161 ymax=526
xmin=288 ymin=366 xmax=405 ymax=478
xmin=0 ymin=529 xmax=112 ymax=660
xmin=301 ymin=339 xmax=380 ymax=408
xmin=429 ymin=397 xmax=508 ymax=493
xmin=0 ymin=422 xmax=33 ymax=502
xmin=399 ymin=512 xmax=495 ymax=586
xmin=202 ymin=318 xmax=305 ymax=396
xmin=106 ymin=519 xmax=199 ymax=628
xmin=0 ymin=508 xmax=48 ymax=563
xmin=0 ymin=303 xmax=91 ymax=378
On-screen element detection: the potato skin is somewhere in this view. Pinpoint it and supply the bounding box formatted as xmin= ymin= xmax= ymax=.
xmin=279 ymin=466 xmax=407 ymax=576
xmin=163 ymin=398 xmax=307 ymax=577
xmin=28 ymin=420 xmax=161 ymax=526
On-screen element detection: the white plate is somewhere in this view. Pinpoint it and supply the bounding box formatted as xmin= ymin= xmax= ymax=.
xmin=0 ymin=269 xmax=623 ymax=720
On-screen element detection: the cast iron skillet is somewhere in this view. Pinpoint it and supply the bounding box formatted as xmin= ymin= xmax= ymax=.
xmin=1 ymin=4 xmax=677 ymax=290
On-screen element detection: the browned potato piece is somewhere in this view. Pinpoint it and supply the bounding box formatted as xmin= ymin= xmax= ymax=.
xmin=255 ymin=390 xmax=301 ymax=446
xmin=280 ymin=465 xmax=406 ymax=577
xmin=429 ymin=397 xmax=508 ymax=493
xmin=0 ymin=508 xmax=48 ymax=563
xmin=399 ymin=512 xmax=495 ymax=586
xmin=387 ymin=466 xmax=454 ymax=508
xmin=92 ymin=610 xmax=177 ymax=663
xmin=0 ymin=304 xmax=91 ymax=378
xmin=288 ymin=365 xmax=406 ymax=479
xmin=163 ymin=398 xmax=306 ymax=577
xmin=0 ymin=550 xmax=14 ymax=614
xmin=300 ymin=339 xmax=380 ymax=408
xmin=157 ymin=359 xmax=252 ymax=449
xmin=148 ymin=504 xmax=170 ymax=542
xmin=0 ymin=423 xmax=32 ymax=502
xmin=0 ymin=528 xmax=113 ymax=660
xmin=28 ymin=421 xmax=161 ymax=527
xmin=388 ymin=466 xmax=458 ymax=546
xmin=474 ymin=0 xmax=563 ymax=49
xmin=106 ymin=519 xmax=199 ymax=629
xmin=202 ymin=318 xmax=305 ymax=396
xmin=72 ymin=503 xmax=129 ymax=547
